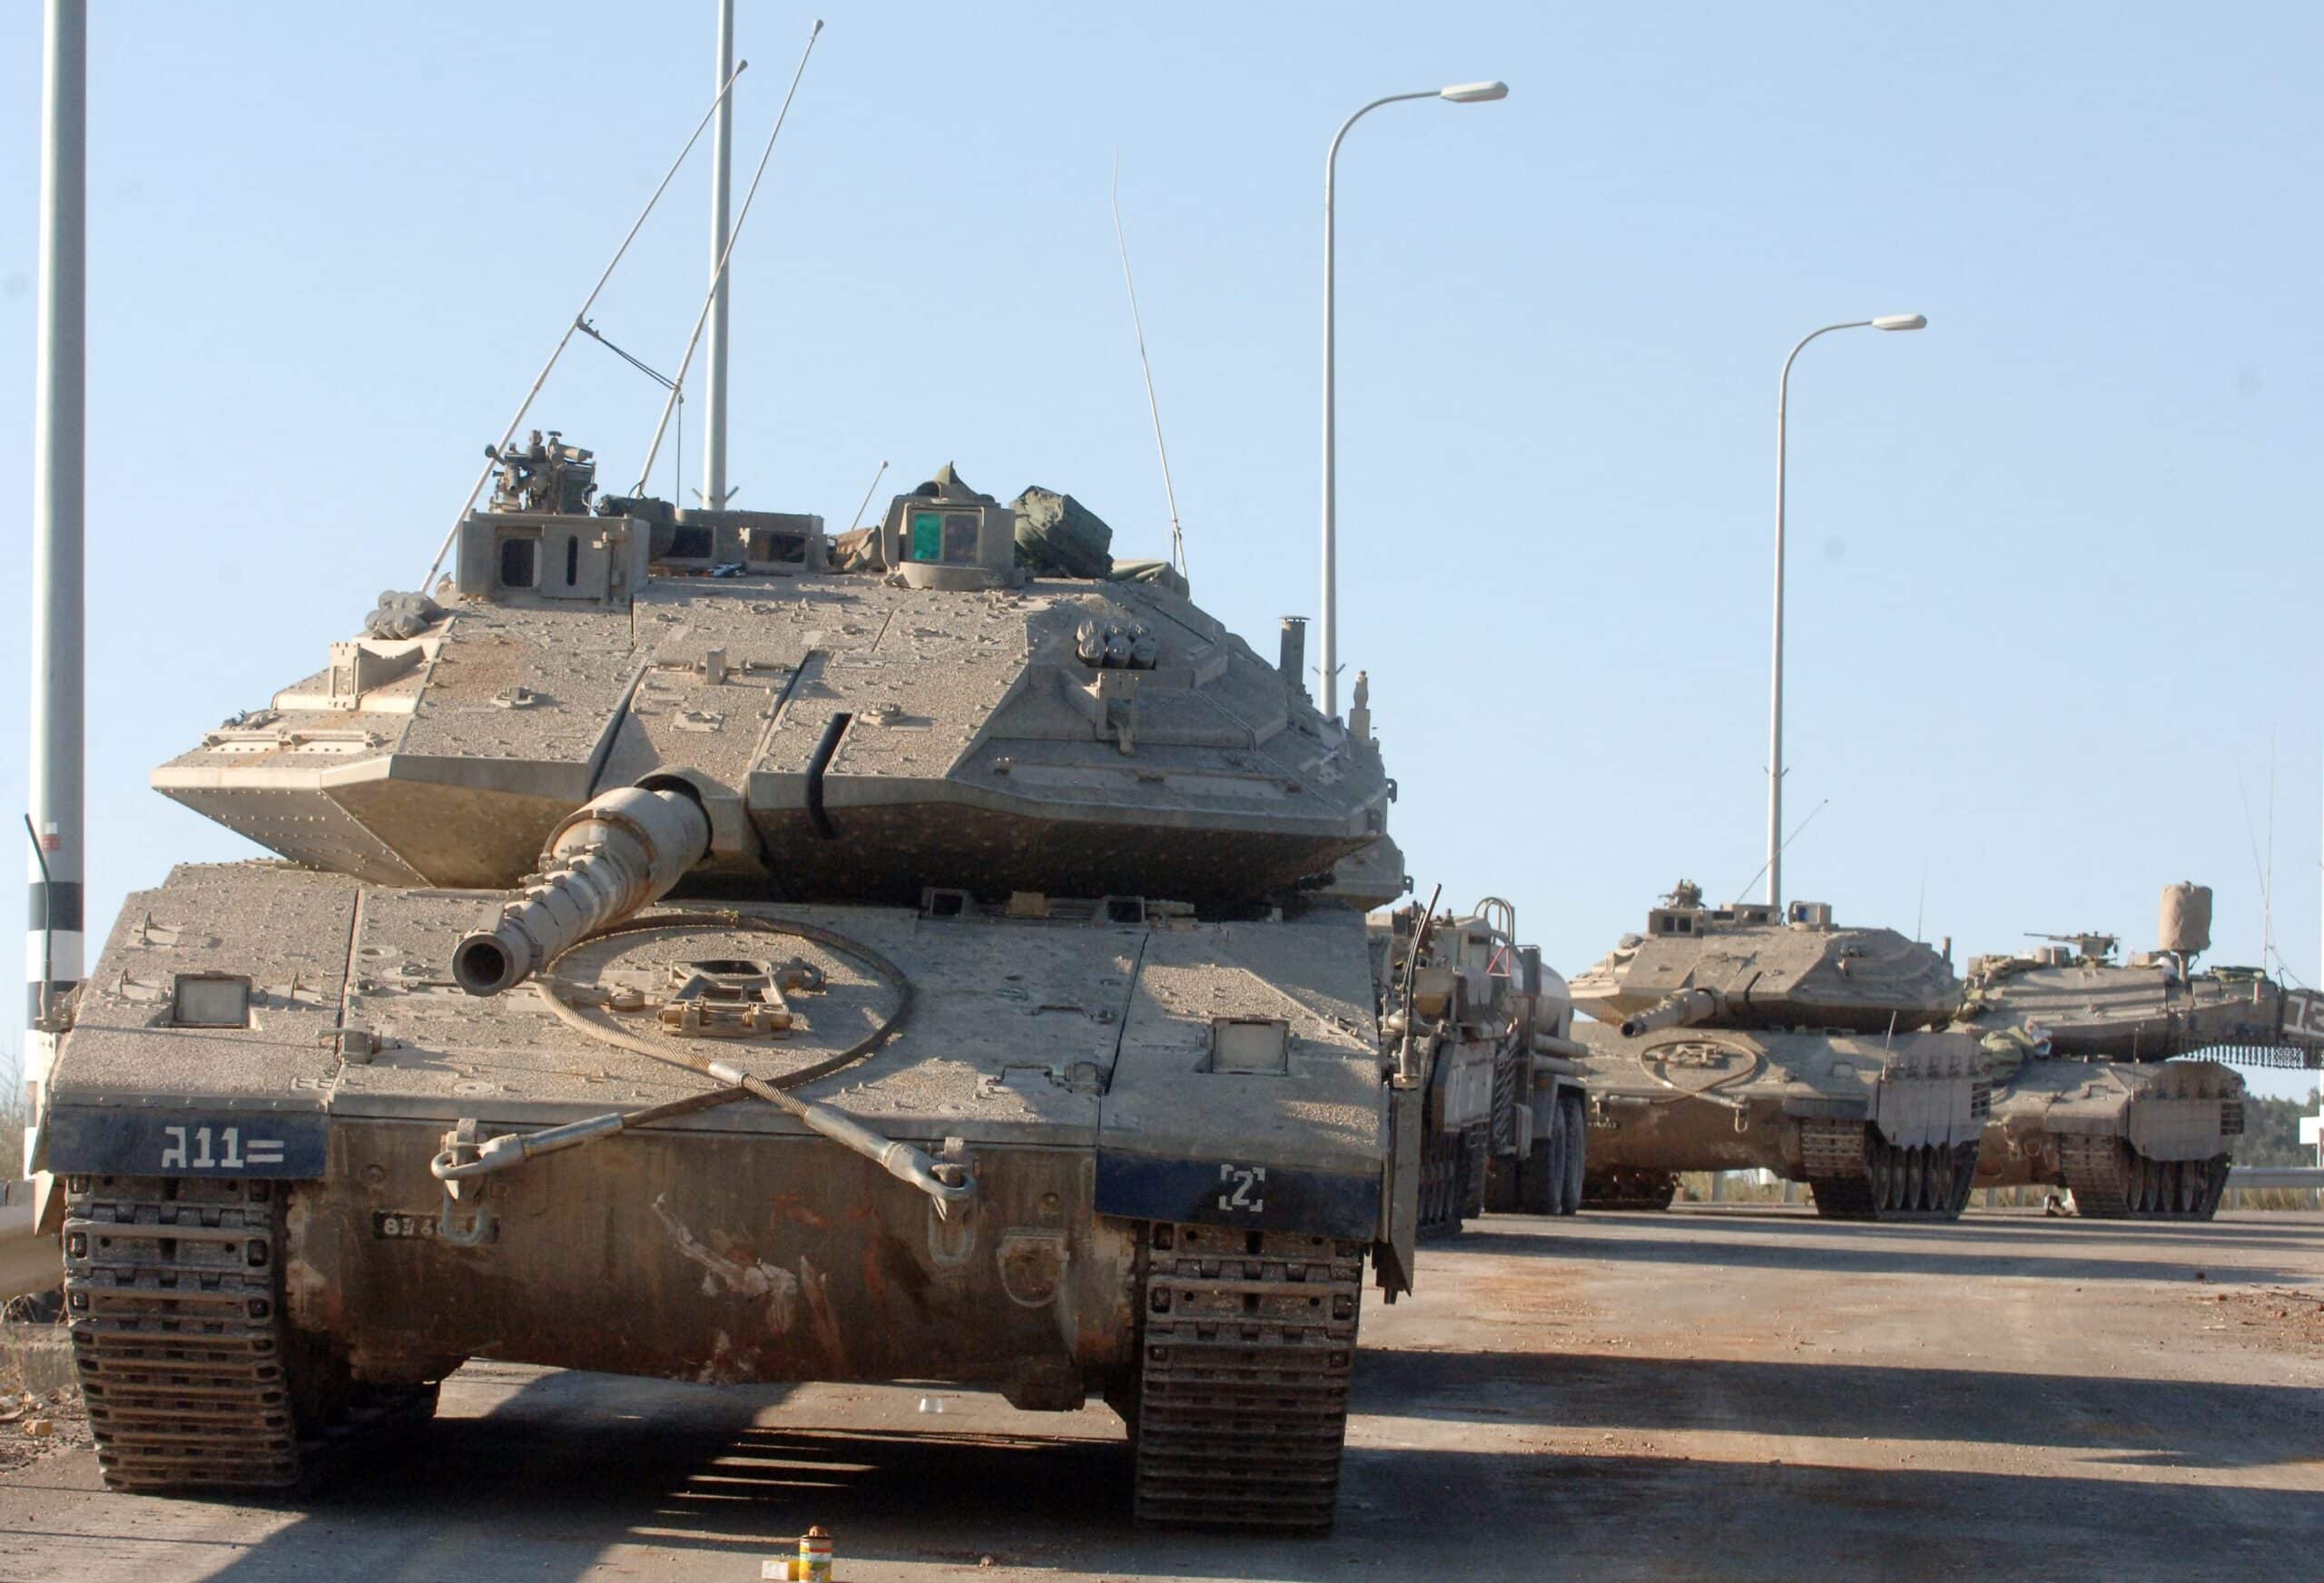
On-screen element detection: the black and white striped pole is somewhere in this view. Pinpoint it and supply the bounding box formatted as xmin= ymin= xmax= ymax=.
xmin=27 ymin=0 xmax=85 ymax=1082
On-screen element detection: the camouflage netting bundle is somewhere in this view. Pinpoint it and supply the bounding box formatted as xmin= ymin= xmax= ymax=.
xmin=1011 ymin=486 xmax=1115 ymax=579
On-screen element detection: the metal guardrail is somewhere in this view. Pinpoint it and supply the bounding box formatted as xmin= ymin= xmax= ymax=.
xmin=2225 ymin=1166 xmax=2324 ymax=1190
xmin=0 ymin=1178 xmax=62 ymax=1303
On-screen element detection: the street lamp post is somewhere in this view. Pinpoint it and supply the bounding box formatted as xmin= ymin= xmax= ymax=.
xmin=1319 ymin=80 xmax=1507 ymax=721
xmin=1766 ymin=311 xmax=1926 ymax=909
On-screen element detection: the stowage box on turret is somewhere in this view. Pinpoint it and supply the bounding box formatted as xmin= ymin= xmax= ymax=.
xmin=1563 ymin=884 xmax=1991 ymax=1220
xmin=32 ymin=447 xmax=1437 ymax=1529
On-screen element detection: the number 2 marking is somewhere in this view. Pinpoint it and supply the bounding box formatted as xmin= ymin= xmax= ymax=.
xmin=1216 ymin=1164 xmax=1266 ymax=1214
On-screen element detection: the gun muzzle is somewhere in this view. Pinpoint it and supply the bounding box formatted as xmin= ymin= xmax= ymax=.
xmin=453 ymin=785 xmax=711 ymax=997
xmin=1620 ymin=987 xmax=1728 ymax=1038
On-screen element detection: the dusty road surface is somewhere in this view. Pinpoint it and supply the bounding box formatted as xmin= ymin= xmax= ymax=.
xmin=1 ymin=1208 xmax=2318 ymax=1583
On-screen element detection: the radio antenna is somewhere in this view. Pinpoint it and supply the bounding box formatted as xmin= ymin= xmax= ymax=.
xmin=1111 ymin=158 xmax=1187 ymax=580
xmin=634 ymin=19 xmax=823 ymax=496
xmin=420 ymin=57 xmax=748 ymax=589
xmin=1730 ymin=797 xmax=1828 ymax=908
xmin=847 ymin=459 xmax=890 ymax=533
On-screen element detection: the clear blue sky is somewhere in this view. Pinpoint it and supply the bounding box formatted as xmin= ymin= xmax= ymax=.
xmin=2 ymin=3 xmax=2318 ymax=1098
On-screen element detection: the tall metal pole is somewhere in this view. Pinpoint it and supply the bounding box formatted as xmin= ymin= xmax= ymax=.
xmin=1319 ymin=91 xmax=1433 ymax=722
xmin=28 ymin=0 xmax=86 ymax=1040
xmin=1768 ymin=313 xmax=1924 ymax=907
xmin=702 ymin=0 xmax=736 ymax=509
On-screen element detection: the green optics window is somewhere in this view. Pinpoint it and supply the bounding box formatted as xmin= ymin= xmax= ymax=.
xmin=909 ymin=510 xmax=943 ymax=562
xmin=943 ymin=512 xmax=980 ymax=562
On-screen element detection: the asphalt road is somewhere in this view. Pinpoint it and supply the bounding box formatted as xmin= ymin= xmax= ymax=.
xmin=2 ymin=1207 xmax=2318 ymax=1583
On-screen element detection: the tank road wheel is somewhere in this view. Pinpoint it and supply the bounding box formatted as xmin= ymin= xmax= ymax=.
xmin=62 ymin=1175 xmax=438 ymax=1493
xmin=1129 ymin=1223 xmax=1364 ymax=1531
xmin=1559 ymin=1092 xmax=1588 ymax=1215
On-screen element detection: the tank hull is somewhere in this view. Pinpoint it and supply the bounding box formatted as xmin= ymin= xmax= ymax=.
xmin=44 ymin=861 xmax=1390 ymax=1524
xmin=1569 ymin=1022 xmax=1991 ymax=1221
xmin=1972 ymin=1057 xmax=2242 ymax=1219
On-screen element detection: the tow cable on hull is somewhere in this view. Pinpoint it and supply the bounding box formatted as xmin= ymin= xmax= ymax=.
xmin=427 ymin=910 xmax=975 ymax=1219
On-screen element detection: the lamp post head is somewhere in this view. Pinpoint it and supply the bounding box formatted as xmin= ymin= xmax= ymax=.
xmin=1439 ymin=81 xmax=1509 ymax=103
xmin=1872 ymin=313 xmax=1928 ymax=331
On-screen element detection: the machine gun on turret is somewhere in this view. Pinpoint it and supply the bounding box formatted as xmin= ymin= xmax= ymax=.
xmin=2023 ymin=930 xmax=2121 ymax=966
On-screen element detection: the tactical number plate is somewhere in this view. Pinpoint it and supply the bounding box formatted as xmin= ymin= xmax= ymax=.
xmin=45 ymin=1106 xmax=328 ymax=1179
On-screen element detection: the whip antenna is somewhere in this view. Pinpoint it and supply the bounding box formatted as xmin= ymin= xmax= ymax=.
xmin=1730 ymin=798 xmax=1829 ymax=908
xmin=1111 ymin=159 xmax=1186 ymax=580
xmin=420 ymin=57 xmax=748 ymax=589
xmin=847 ymin=459 xmax=890 ymax=533
xmin=634 ymin=19 xmax=823 ymax=495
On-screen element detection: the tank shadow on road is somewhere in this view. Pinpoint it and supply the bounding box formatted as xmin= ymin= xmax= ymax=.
xmin=1450 ymin=1225 xmax=2313 ymax=1284
xmin=1357 ymin=1346 xmax=2315 ymax=1468
xmin=1632 ymin=1206 xmax=2324 ymax=1252
xmin=180 ymin=1377 xmax=2319 ymax=1583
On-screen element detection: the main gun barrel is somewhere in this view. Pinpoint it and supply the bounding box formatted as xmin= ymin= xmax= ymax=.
xmin=1620 ymin=987 xmax=1728 ymax=1038
xmin=453 ymin=784 xmax=711 ymax=997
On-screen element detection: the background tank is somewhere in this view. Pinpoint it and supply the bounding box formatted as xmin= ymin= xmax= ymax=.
xmin=35 ymin=448 xmax=1424 ymax=1530
xmin=1564 ymin=884 xmax=1991 ymax=1220
xmin=1953 ymin=883 xmax=2324 ymax=1219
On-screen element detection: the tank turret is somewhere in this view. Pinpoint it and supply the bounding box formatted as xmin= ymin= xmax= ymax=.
xmin=1957 ymin=881 xmax=2324 ymax=1062
xmin=151 ymin=461 xmax=1390 ymax=909
xmin=1568 ymin=884 xmax=1963 ymax=1035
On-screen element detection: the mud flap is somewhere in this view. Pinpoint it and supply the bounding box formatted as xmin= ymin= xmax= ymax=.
xmin=1374 ymin=1082 xmax=1423 ymax=1296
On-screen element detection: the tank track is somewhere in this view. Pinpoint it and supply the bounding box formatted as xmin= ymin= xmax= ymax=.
xmin=62 ymin=1175 xmax=433 ymax=1491
xmin=2059 ymin=1138 xmax=2231 ymax=1220
xmin=1581 ymin=1166 xmax=1678 ymax=1211
xmin=1801 ymin=1122 xmax=1977 ymax=1222
xmin=1130 ymin=1223 xmax=1363 ymax=1531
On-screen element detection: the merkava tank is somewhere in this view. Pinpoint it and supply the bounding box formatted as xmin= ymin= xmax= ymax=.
xmin=1954 ymin=882 xmax=2324 ymax=1218
xmin=33 ymin=443 xmax=1429 ymax=1529
xmin=1365 ymin=897 xmax=1588 ymax=1234
xmin=1564 ymin=883 xmax=1991 ymax=1220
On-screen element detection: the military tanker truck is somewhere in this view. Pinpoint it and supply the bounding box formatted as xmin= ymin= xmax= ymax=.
xmin=1955 ymin=882 xmax=2324 ymax=1218
xmin=1367 ymin=898 xmax=1587 ymax=1234
xmin=30 ymin=444 xmax=1452 ymax=1529
xmin=1564 ymin=884 xmax=1991 ymax=1220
